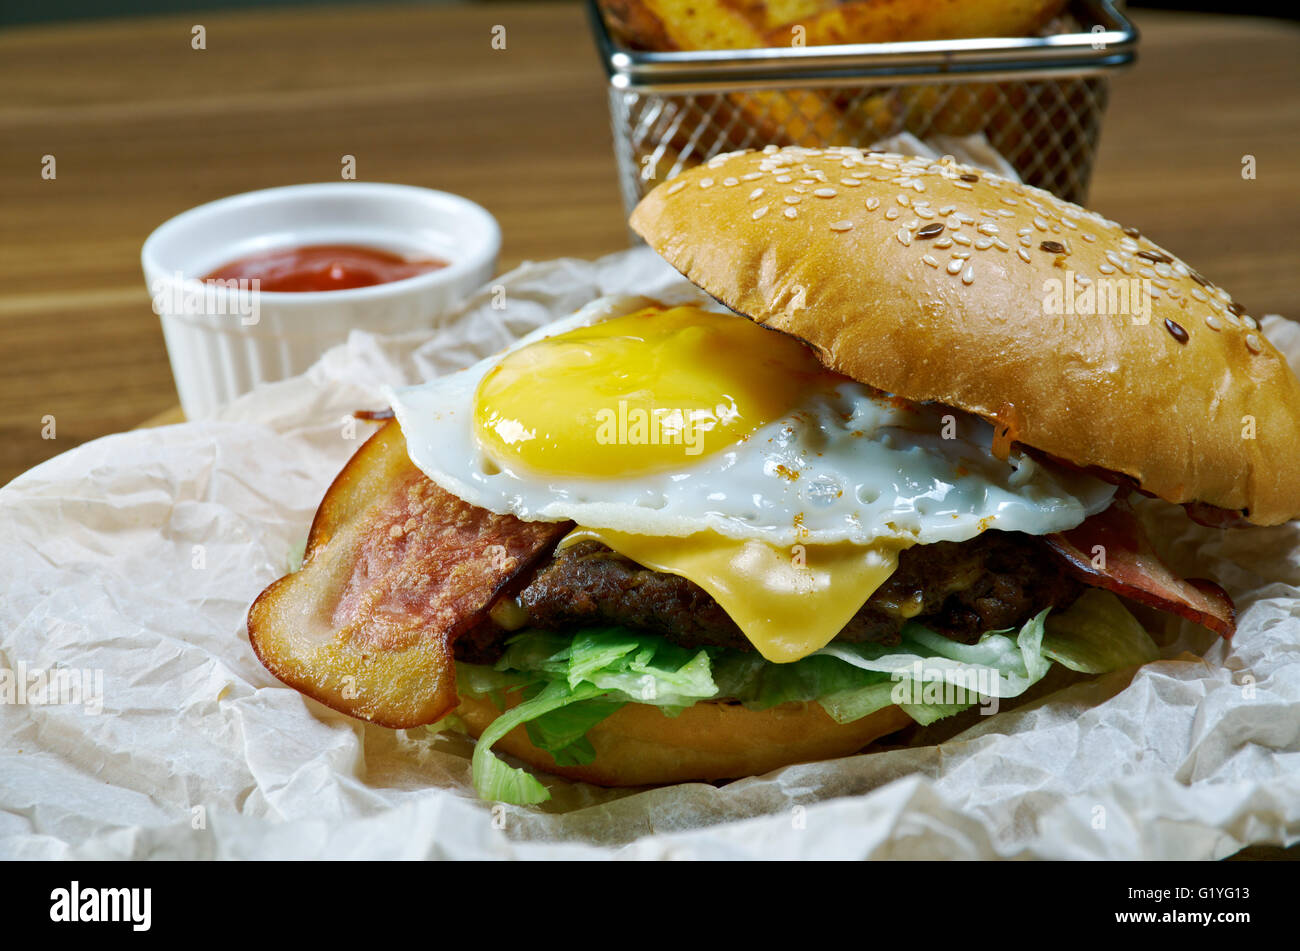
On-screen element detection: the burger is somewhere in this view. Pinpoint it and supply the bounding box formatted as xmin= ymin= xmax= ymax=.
xmin=247 ymin=146 xmax=1300 ymax=805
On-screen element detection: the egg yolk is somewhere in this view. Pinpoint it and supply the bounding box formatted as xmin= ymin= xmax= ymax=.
xmin=474 ymin=305 xmax=834 ymax=477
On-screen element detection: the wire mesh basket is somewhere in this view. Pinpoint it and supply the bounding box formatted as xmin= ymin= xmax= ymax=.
xmin=589 ymin=0 xmax=1138 ymax=214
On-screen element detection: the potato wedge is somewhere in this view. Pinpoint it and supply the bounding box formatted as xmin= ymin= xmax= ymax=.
xmin=764 ymin=0 xmax=1069 ymax=46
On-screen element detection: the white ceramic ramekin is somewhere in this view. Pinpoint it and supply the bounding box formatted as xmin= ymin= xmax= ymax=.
xmin=142 ymin=183 xmax=500 ymax=419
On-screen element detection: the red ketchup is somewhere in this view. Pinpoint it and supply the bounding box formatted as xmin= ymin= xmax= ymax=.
xmin=203 ymin=244 xmax=447 ymax=292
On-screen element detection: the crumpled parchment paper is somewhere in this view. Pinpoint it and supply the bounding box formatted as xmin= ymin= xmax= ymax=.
xmin=4 ymin=169 xmax=1300 ymax=860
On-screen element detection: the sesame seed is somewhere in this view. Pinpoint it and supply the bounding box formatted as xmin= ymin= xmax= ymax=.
xmin=1017 ymin=248 xmax=1032 ymax=263
xmin=904 ymin=218 xmax=920 ymax=231
xmin=938 ymin=205 xmax=955 ymax=215
xmin=953 ymin=250 xmax=971 ymax=260
xmin=1244 ymin=315 xmax=1259 ymax=330
xmin=811 ymin=187 xmax=837 ymax=199
xmin=956 ymin=213 xmax=975 ymax=225
xmin=1076 ymin=275 xmax=1092 ymax=286
xmin=922 ymin=254 xmax=940 ymax=268
xmin=917 ymin=223 xmax=945 ymax=239
xmin=1137 ymin=249 xmax=1172 ymax=264
xmin=959 ymin=173 xmax=979 ymax=183
xmin=993 ymin=239 xmax=1009 ymax=251
xmin=1190 ymin=288 xmax=1207 ymax=301
xmin=946 ymin=259 xmax=963 ymax=275
xmin=742 ymin=172 xmax=763 ymax=181
xmin=953 ymin=233 xmax=972 ymax=246
xmin=934 ymin=237 xmax=953 ymax=249
xmin=777 ymin=175 xmax=792 ymax=183
xmin=997 ymin=209 xmax=1015 ymax=218
xmin=896 ymin=195 xmax=911 ymax=207
xmin=1001 ymin=196 xmax=1019 ymax=206
xmin=1061 ymin=218 xmax=1077 ymax=229
xmin=723 ymin=178 xmax=739 ymax=187
xmin=783 ymin=207 xmax=798 ymax=219
xmin=954 ymin=181 xmax=973 ymax=190
xmin=785 ymin=196 xmax=803 ymax=206
xmin=962 ymin=266 xmax=975 ymax=285
xmin=866 ymin=197 xmax=880 ymax=211
xmin=977 ymin=222 xmax=999 ymax=236
xmin=840 ymin=178 xmax=861 ymax=187
xmin=700 ymin=178 xmax=714 ymax=188
xmin=829 ymin=220 xmax=854 ymax=232
xmin=1099 ymin=263 xmax=1116 ymax=274
xmin=973 ymin=237 xmax=991 ymax=250
xmin=1081 ymin=233 xmax=1096 ymax=242
xmin=885 ymin=208 xmax=901 ymax=220
xmin=1164 ymin=318 xmax=1189 ymax=344
xmin=1018 ymin=227 xmax=1033 ymax=236
xmin=1245 ymin=333 xmax=1262 ymax=354
xmin=1033 ymin=217 xmax=1048 ymax=231
xmin=667 ymin=181 xmax=686 ymax=196
xmin=1205 ymin=314 xmax=1222 ymax=331
xmin=1138 ymin=267 xmax=1155 ymax=279
xmin=752 ymin=206 xmax=769 ymax=220
xmin=749 ymin=188 xmax=765 ymax=200
xmin=896 ymin=228 xmax=912 ymax=246
xmin=1123 ymin=226 xmax=1141 ymax=239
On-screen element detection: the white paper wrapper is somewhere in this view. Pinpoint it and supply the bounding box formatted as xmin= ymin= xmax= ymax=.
xmin=4 ymin=235 xmax=1300 ymax=859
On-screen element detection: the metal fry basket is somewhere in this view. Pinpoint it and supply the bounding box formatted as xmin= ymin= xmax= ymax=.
xmin=588 ymin=0 xmax=1138 ymax=215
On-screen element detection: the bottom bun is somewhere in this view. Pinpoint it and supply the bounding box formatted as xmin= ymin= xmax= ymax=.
xmin=455 ymin=692 xmax=914 ymax=787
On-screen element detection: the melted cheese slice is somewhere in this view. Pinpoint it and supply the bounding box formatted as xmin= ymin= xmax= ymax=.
xmin=560 ymin=528 xmax=908 ymax=663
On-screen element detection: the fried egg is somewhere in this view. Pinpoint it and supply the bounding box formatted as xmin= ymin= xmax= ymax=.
xmin=385 ymin=296 xmax=1115 ymax=548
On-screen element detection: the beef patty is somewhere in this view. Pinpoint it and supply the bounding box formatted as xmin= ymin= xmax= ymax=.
xmin=455 ymin=531 xmax=1081 ymax=664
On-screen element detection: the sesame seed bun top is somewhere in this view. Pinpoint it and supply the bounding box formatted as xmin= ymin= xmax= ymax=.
xmin=630 ymin=146 xmax=1300 ymax=527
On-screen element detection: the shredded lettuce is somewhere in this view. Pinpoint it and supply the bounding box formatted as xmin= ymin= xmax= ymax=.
xmin=812 ymin=609 xmax=1052 ymax=725
xmin=1042 ymin=589 xmax=1160 ymax=673
xmin=454 ymin=591 xmax=1160 ymax=805
xmin=471 ymin=680 xmax=608 ymax=805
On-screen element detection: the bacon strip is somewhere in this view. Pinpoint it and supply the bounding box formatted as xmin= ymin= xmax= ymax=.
xmin=1046 ymin=498 xmax=1236 ymax=638
xmin=248 ymin=420 xmax=570 ymax=728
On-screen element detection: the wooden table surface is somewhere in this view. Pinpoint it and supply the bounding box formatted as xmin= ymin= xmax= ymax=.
xmin=1 ymin=4 xmax=1298 ymax=486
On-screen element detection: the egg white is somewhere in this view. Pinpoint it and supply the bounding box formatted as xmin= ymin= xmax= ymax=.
xmin=385 ymin=296 xmax=1116 ymax=547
